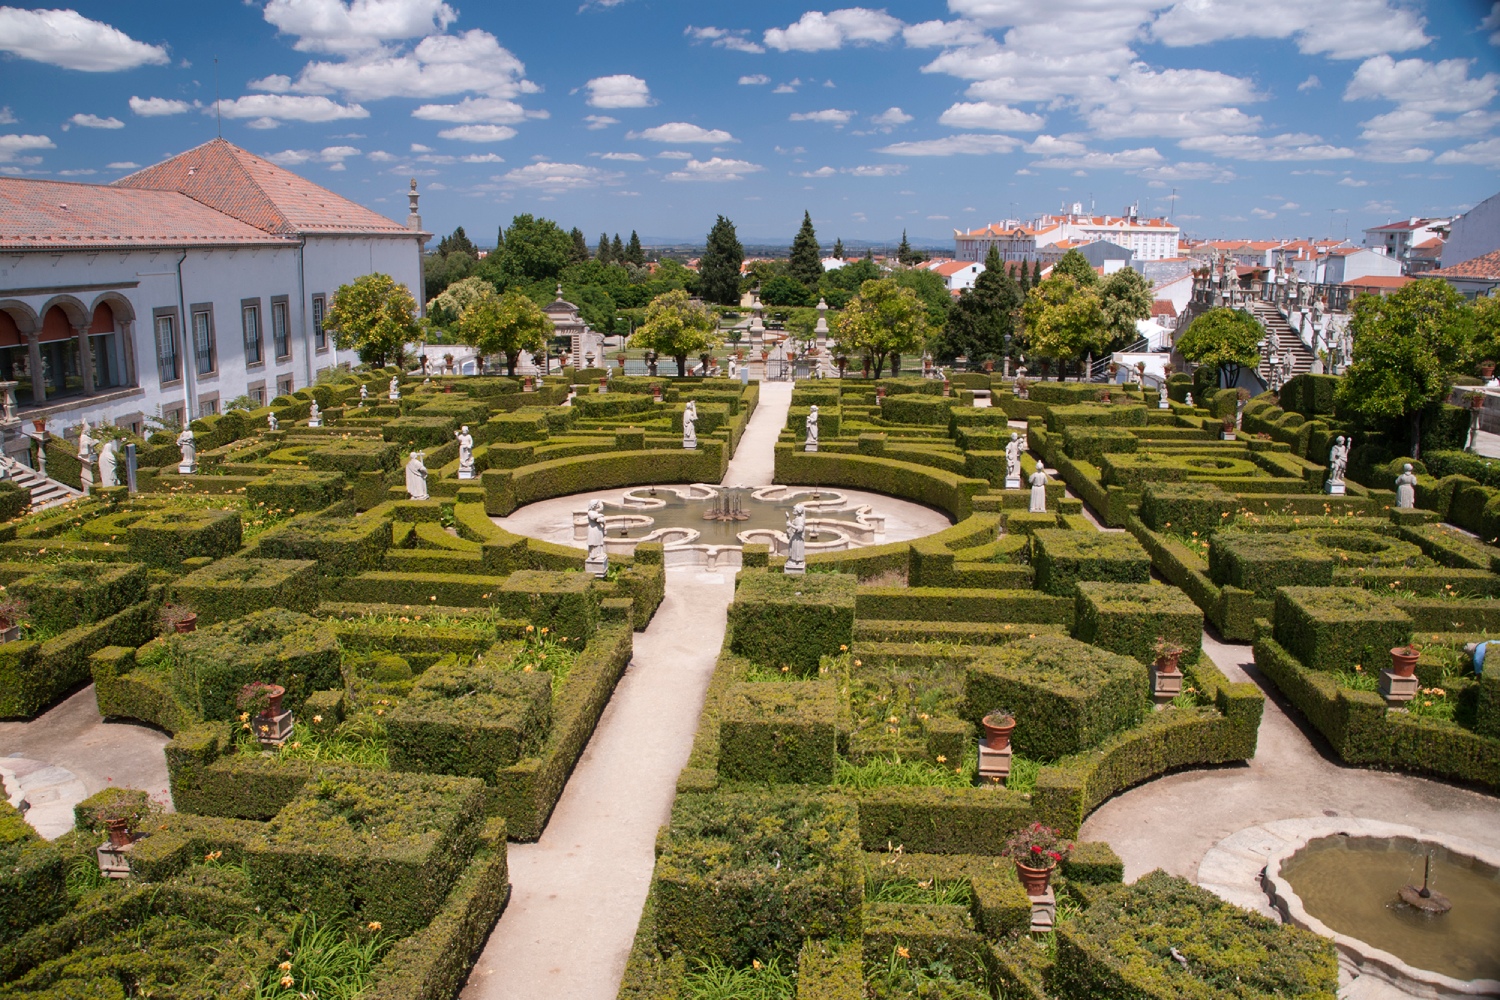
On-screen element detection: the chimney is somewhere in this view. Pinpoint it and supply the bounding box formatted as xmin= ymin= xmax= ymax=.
xmin=406 ymin=177 xmax=422 ymax=232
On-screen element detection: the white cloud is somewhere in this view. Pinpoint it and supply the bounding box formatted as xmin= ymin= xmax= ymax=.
xmin=410 ymin=143 xmax=432 ymax=152
xmin=1031 ymin=146 xmax=1165 ymax=170
xmin=585 ymin=73 xmax=652 ymax=108
xmin=1486 ymin=2 xmax=1500 ymax=45
xmin=57 ymin=168 xmax=96 ymax=176
xmin=129 ymin=96 xmax=194 ymax=116
xmin=499 ymin=161 xmax=620 ymax=190
xmin=1023 ymin=134 xmax=1087 ymax=155
xmin=626 ymin=122 xmax=735 ymax=143
xmin=871 ymin=107 xmax=913 ymax=126
xmin=877 ymin=133 xmax=1020 ymax=156
xmin=1435 ymin=138 xmax=1500 ymax=166
xmin=106 ymin=161 xmax=139 ymax=169
xmin=261 ymin=0 xmax=457 ymax=55
xmin=1150 ymin=0 xmax=1430 ymax=60
xmin=1251 ymin=207 xmax=1276 ymax=219
xmin=1078 ymin=63 xmax=1263 ymax=138
xmin=436 ymin=124 xmax=517 ymax=141
xmin=1298 ymin=75 xmax=1321 ymax=92
xmin=844 ymin=163 xmax=907 ymax=177
xmin=600 ymin=152 xmax=646 ymax=161
xmin=789 ymin=109 xmax=856 ymax=124
xmin=216 ymin=94 xmax=369 ymax=124
xmin=938 ymin=102 xmax=1045 ymax=131
xmin=1337 ymin=176 xmax=1368 ymax=187
xmin=291 ymin=30 xmax=536 ymax=101
xmin=764 ymin=8 xmax=904 ymax=51
xmin=657 ymin=150 xmax=693 ymax=159
xmin=738 ymin=74 xmax=770 ymax=85
xmin=799 ymin=166 xmax=838 ymax=177
xmin=0 ymin=134 xmax=54 ymax=162
xmin=1358 ymin=109 xmax=1500 ymax=144
xmin=460 ymin=152 xmax=504 ymax=163
xmin=262 ymin=145 xmax=362 ymax=167
xmin=684 ymin=25 xmax=764 ymax=53
xmin=0 ymin=8 xmax=168 ymax=71
xmin=367 ymin=150 xmax=398 ymax=162
xmin=664 ymin=157 xmax=764 ymax=182
xmin=584 ymin=115 xmax=619 ymax=130
xmin=773 ymin=79 xmax=801 ymax=94
xmin=250 ymin=74 xmax=294 ymax=93
xmin=903 ymin=19 xmax=985 ymax=47
xmin=411 ymin=97 xmax=535 ymax=123
xmin=1179 ymin=131 xmax=1355 ymax=161
xmin=1345 ymin=55 xmax=1500 ymax=114
xmin=1135 ymin=161 xmax=1236 ymax=182
xmin=67 ymin=113 xmax=124 ymax=129
xmin=0 ymin=108 xmax=13 ymax=125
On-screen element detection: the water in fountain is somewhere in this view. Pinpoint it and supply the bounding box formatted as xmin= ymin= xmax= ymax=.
xmin=615 ymin=490 xmax=864 ymax=545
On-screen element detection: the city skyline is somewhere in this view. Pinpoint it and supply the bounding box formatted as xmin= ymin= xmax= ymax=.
xmin=0 ymin=0 xmax=1497 ymax=245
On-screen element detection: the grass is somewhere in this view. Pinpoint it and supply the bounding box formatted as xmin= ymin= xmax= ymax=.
xmin=255 ymin=913 xmax=390 ymax=1000
xmin=680 ymin=956 xmax=796 ymax=1000
xmin=509 ymin=625 xmax=580 ymax=688
xmin=1005 ymin=754 xmax=1039 ymax=794
xmin=870 ymin=877 xmax=974 ymax=907
xmin=833 ymin=749 xmax=976 ymax=790
xmin=236 ymin=717 xmax=391 ymax=769
xmin=867 ymin=947 xmax=989 ymax=1000
xmin=65 ymin=853 xmax=115 ymax=898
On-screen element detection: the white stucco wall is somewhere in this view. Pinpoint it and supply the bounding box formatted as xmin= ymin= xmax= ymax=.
xmin=1443 ymin=191 xmax=1500 ymax=268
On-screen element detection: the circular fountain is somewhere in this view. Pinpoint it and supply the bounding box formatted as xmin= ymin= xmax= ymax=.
xmin=1259 ymin=818 xmax=1500 ymax=997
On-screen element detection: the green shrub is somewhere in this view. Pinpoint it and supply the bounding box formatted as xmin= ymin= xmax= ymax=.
xmin=492 ymin=570 xmax=600 ymax=642
xmin=161 ymin=608 xmax=341 ymax=721
xmin=254 ymin=507 xmax=392 ymax=576
xmin=1208 ymin=531 xmax=1334 ymax=598
xmin=1062 ymin=427 xmax=1140 ymax=465
xmin=719 ymin=681 xmax=839 ymax=783
xmin=171 ymin=556 xmax=319 ymax=624
xmin=727 ymin=572 xmax=856 ymax=672
xmin=246 ymin=469 xmax=348 ymax=512
xmin=306 ymin=438 xmax=400 ymax=475
xmin=387 ymin=655 xmax=552 ymax=779
xmin=1273 ymin=587 xmax=1412 ymax=672
xmin=1030 ymin=529 xmax=1151 ymax=597
xmin=0 ymin=799 xmax=66 ymax=936
xmin=128 ymin=508 xmax=243 ymax=567
xmin=1072 ymin=582 xmax=1203 ymax=665
xmin=10 ymin=561 xmax=148 ymax=633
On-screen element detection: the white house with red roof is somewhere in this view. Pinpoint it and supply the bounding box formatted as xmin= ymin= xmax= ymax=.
xmin=0 ymin=137 xmax=427 ymax=436
xmin=1362 ymin=216 xmax=1449 ymax=269
xmin=915 ymin=258 xmax=984 ymax=292
xmin=955 ymin=205 xmax=1180 ymax=264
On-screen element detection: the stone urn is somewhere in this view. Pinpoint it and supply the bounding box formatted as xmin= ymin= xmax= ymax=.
xmin=174 ymin=613 xmax=198 ymax=634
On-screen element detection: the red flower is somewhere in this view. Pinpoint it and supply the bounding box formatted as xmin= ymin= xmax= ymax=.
xmin=1031 ymin=845 xmax=1043 ymax=854
xmin=1048 ymin=850 xmax=1062 ymax=861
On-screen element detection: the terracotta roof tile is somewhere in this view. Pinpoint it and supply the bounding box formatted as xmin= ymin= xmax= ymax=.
xmin=1429 ymin=249 xmax=1500 ymax=281
xmin=1341 ymin=275 xmax=1412 ymax=289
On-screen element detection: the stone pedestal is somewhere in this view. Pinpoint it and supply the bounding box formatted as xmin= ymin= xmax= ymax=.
xmin=977 ymin=740 xmax=1012 ymax=784
xmin=1151 ymin=666 xmax=1182 ymax=706
xmin=783 ymin=557 xmax=805 ymax=575
xmin=1325 ymin=481 xmax=1346 ymax=496
xmin=1159 ymin=399 xmax=1170 ymax=410
xmin=458 ymin=467 xmax=475 ymax=480
xmin=805 ymin=442 xmax=818 ymax=453
xmin=177 ymin=461 xmax=197 ymax=475
xmin=253 ymin=709 xmax=294 ymax=747
xmin=585 ymin=556 xmax=608 ymax=579
xmin=1029 ymin=888 xmax=1056 ymax=932
xmin=96 ymin=839 xmax=135 ymax=879
xmin=1005 ymin=476 xmax=1021 ymax=491
xmin=1379 ymin=669 xmax=1417 ymax=705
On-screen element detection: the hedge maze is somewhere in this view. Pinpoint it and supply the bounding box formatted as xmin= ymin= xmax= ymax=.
xmin=0 ymin=367 xmax=752 ymax=1000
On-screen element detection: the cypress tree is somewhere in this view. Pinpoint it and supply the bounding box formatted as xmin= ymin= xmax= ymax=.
xmin=700 ymin=215 xmax=745 ymax=305
xmin=627 ymin=230 xmax=646 ymax=265
xmin=788 ymin=210 xmax=823 ymax=289
xmin=611 ymin=233 xmax=626 ymax=262
xmin=864 ymin=247 xmax=874 ymax=261
xmin=897 ymin=230 xmax=914 ymax=266
xmin=569 ymin=227 xmax=590 ymax=263
xmin=597 ymin=232 xmax=612 ymax=264
xmin=1032 ymin=259 xmax=1042 ymax=286
xmin=832 ymin=237 xmax=845 ymax=259
xmin=495 ymin=224 xmax=505 ymax=252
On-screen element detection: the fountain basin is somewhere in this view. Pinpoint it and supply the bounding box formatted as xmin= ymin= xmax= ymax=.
xmin=1261 ymin=818 xmax=1500 ymax=997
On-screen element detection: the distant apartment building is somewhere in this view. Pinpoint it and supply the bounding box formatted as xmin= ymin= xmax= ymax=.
xmin=954 ymin=204 xmax=1180 ymax=263
xmin=1362 ymin=217 xmax=1450 ymax=271
xmin=1442 ymin=191 xmax=1500 ymax=270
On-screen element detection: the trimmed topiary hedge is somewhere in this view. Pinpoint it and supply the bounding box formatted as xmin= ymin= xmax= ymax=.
xmin=1031 ymin=529 xmax=1151 ymax=597
xmin=1272 ymin=586 xmax=1412 ymax=672
xmin=171 ymin=556 xmax=319 ymax=624
xmin=727 ymin=570 xmax=856 ymax=672
xmin=10 ymin=561 xmax=148 ymax=633
xmin=1072 ymin=582 xmax=1203 ymax=665
xmin=127 ymin=508 xmax=243 ymax=567
xmin=718 ymin=680 xmax=839 ymax=783
xmin=388 ymin=654 xmax=552 ymax=779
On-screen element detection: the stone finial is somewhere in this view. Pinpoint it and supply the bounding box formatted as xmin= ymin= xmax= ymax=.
xmin=406 ymin=178 xmax=422 ymax=232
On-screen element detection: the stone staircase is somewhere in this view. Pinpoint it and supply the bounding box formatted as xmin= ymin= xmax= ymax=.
xmin=1248 ymin=302 xmax=1318 ymax=383
xmin=1 ymin=456 xmax=82 ymax=510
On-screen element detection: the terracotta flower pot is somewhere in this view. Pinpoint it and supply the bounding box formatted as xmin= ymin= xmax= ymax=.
xmin=173 ymin=613 xmax=197 ymax=634
xmin=1481 ymin=361 xmax=1495 ymax=378
xmin=1015 ymin=859 xmax=1055 ymax=896
xmin=981 ymin=712 xmax=1015 ymax=749
xmin=1390 ymin=646 xmax=1419 ymax=677
xmin=105 ymin=816 xmax=133 ymax=848
xmin=1154 ymin=652 xmax=1181 ymax=675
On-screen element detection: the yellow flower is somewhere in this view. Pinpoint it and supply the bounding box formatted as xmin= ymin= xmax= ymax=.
xmin=897 ymin=946 xmax=911 ymax=960
xmin=854 ymin=659 xmax=861 ymax=667
xmin=376 ymin=708 xmax=385 ymax=716
xmin=367 ymin=921 xmax=382 ymax=931
xmin=523 ymin=665 xmax=533 ymax=672
xmin=239 ymin=712 xmax=250 ymax=722
xmin=936 ymin=755 xmax=947 ymax=763
xmin=1423 ymin=700 xmax=1433 ymax=707
xmin=839 ymin=644 xmax=848 ymax=651
xmin=278 ymin=961 xmax=291 ymax=971
xmin=429 ymin=595 xmax=437 ymax=601
xmin=541 ymin=626 xmax=549 ymax=634
xmin=312 ymin=715 xmax=323 ymax=724
xmin=526 ymin=624 xmax=534 ymax=632
xmin=887 ymin=715 xmax=899 ymax=724
xmin=752 ymin=959 xmax=763 ymax=970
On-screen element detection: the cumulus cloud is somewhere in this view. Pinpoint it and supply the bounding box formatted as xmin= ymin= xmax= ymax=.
xmin=250 ymin=74 xmax=294 ymax=93
xmin=0 ymin=7 xmax=168 ymax=71
xmin=877 ymin=134 xmax=1020 ymax=156
xmin=843 ymin=163 xmax=909 ymax=176
xmin=67 ymin=113 xmax=124 ymax=129
xmin=261 ymin=0 xmax=457 ymax=55
xmin=626 ymin=122 xmax=735 ymax=143
xmin=0 ymin=108 xmax=14 ymax=125
xmin=1150 ymin=0 xmax=1430 ymax=60
xmin=664 ymin=156 xmax=764 ymax=181
xmin=584 ymin=115 xmax=619 ymax=130
xmin=0 ymin=134 xmax=55 ymax=162
xmin=938 ymin=102 xmax=1045 ymax=131
xmin=1435 ymin=137 xmax=1500 ymax=166
xmin=217 ymin=94 xmax=369 ymax=124
xmin=1030 ymin=146 xmax=1165 ymax=170
xmin=1345 ymin=55 xmax=1500 ymax=114
xmin=1357 ymin=109 xmax=1500 ymax=144
xmin=798 ymin=166 xmax=838 ymax=178
xmin=1337 ymin=176 xmax=1368 ymax=186
xmin=129 ymin=96 xmax=195 ymax=116
xmin=599 ymin=152 xmax=646 ymax=161
xmin=773 ymin=79 xmax=801 ymax=94
xmin=789 ymin=109 xmax=855 ymax=124
xmin=1298 ymin=75 xmax=1321 ymax=91
xmin=437 ymin=124 xmax=517 ymax=141
xmin=1178 ymin=131 xmax=1355 ymax=161
xmin=871 ymin=107 xmax=913 ymax=126
xmin=657 ymin=150 xmax=693 ymax=159
xmin=764 ymin=8 xmax=903 ymax=51
xmin=585 ymin=74 xmax=652 ymax=108
xmin=288 ymin=29 xmax=537 ymax=102
xmin=262 ymin=145 xmax=363 ymax=169
xmin=106 ymin=161 xmax=139 ymax=169
xmin=903 ymin=18 xmax=986 ymax=47
xmin=499 ymin=161 xmax=620 ymax=190
xmin=411 ymin=97 xmax=530 ymax=123
xmin=1486 ymin=2 xmax=1500 ymax=45
xmin=738 ymin=74 xmax=770 ymax=85
xmin=684 ymin=25 xmax=764 ymax=53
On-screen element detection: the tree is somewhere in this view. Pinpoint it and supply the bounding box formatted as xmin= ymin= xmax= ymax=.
xmin=896 ymin=230 xmax=914 ymax=266
xmin=699 ymin=215 xmax=744 ymax=305
xmin=423 ymin=248 xmax=473 ymax=302
xmin=427 ymin=275 xmax=495 ymax=330
xmin=436 ymin=225 xmax=477 ymax=258
xmin=569 ymin=227 xmax=590 ymax=263
xmin=864 ymin=247 xmax=874 ymax=261
xmin=325 ymin=273 xmax=419 ymax=367
xmin=1030 ymin=259 xmax=1041 ymax=287
xmin=1098 ymin=267 xmax=1153 ymax=349
xmin=761 ymin=274 xmax=812 ymax=307
xmin=497 ymin=214 xmax=573 ymax=284
xmin=627 ymin=230 xmax=646 ymax=266
xmin=937 ymin=248 xmax=1022 ymax=363
xmin=631 ymin=288 xmax=716 ymax=376
xmin=1052 ymin=249 xmax=1099 ymax=288
xmin=1175 ymin=307 xmax=1263 ymax=389
xmin=611 ymin=233 xmax=626 ymax=262
xmin=832 ymin=237 xmax=845 ymax=259
xmin=455 ymin=288 xmax=552 ymax=376
xmin=789 ymin=210 xmax=824 ymax=289
xmin=596 ymin=232 xmax=612 ymax=264
xmin=1336 ymin=280 xmax=1476 ymax=458
xmin=835 ymin=278 xmax=932 ymax=378
xmin=495 ymin=225 xmax=505 ymax=253
xmin=1021 ymin=273 xmax=1106 ymax=377
xmin=892 ymin=267 xmax=952 ymax=329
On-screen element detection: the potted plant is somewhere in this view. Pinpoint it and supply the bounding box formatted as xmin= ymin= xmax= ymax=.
xmin=1154 ymin=637 xmax=1185 ymax=674
xmin=159 ymin=603 xmax=197 ymax=635
xmin=1390 ymin=642 xmax=1420 ymax=677
xmin=981 ymin=709 xmax=1015 ymax=749
xmin=1221 ymin=416 xmax=1236 ymax=440
xmin=96 ymin=799 xmax=138 ymax=849
xmin=1163 ymin=361 xmax=1175 ymax=376
xmin=1005 ymin=822 xmax=1073 ymax=896
xmin=443 ymin=353 xmax=454 ymax=373
xmin=1108 ymin=362 xmax=1119 ymax=378
xmin=983 ymin=358 xmax=995 ymax=373
xmin=1481 ymin=360 xmax=1495 ymax=379
xmin=1472 ymin=393 xmax=1486 ymax=410
xmin=1015 ymin=376 xmax=1029 ymax=399
xmin=238 ymin=681 xmax=285 ymax=719
xmin=0 ymin=594 xmax=26 ymax=642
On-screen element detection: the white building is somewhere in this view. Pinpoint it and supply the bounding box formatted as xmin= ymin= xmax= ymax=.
xmin=915 ymin=259 xmax=984 ymax=292
xmin=1362 ymin=216 xmax=1449 ymax=269
xmin=955 ymin=204 xmax=1180 ymax=263
xmin=1313 ymin=246 xmax=1402 ymax=285
xmin=0 ymin=138 xmax=427 ymax=436
xmin=1442 ymin=191 xmax=1500 ymax=270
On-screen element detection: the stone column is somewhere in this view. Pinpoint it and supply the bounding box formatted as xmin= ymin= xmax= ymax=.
xmin=75 ymin=325 xmax=95 ymax=395
xmin=25 ymin=334 xmax=43 ymax=405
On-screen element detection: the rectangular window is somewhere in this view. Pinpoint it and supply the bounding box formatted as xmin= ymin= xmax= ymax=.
xmin=277 ymin=375 xmax=294 ymax=398
xmin=272 ymin=297 xmax=291 ymax=360
xmin=191 ymin=306 xmax=216 ymax=376
xmin=198 ymin=394 xmax=218 ymax=417
xmin=248 ymin=382 xmax=266 ymax=407
xmin=242 ymin=300 xmax=263 ymax=366
xmin=312 ymin=294 xmax=327 ymax=351
xmin=153 ymin=310 xmax=180 ymax=384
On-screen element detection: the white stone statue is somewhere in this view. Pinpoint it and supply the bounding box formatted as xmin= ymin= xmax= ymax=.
xmin=1028 ymin=463 xmax=1050 ymax=513
xmin=307 ymin=400 xmax=322 ymax=427
xmin=1158 ymin=383 xmax=1169 ymax=409
xmin=360 ymin=384 xmax=369 ymax=406
xmin=805 ymin=405 xmax=819 ymax=452
xmin=77 ymin=421 xmax=95 ymax=464
xmin=268 ymin=413 xmax=279 ymax=431
xmin=585 ymin=499 xmax=608 ymax=577
xmin=682 ymin=400 xmax=697 ymax=450
xmin=177 ymin=427 xmax=197 ymax=474
xmin=389 ymin=376 xmax=401 ymax=402
xmin=97 ymin=438 xmax=120 ymax=488
xmin=728 ymin=356 xmax=738 ymax=379
xmin=1234 ymin=396 xmax=1245 ymax=430
xmin=405 ymin=451 xmax=429 ymax=500
xmin=1004 ymin=432 xmax=1023 ymax=489
xmin=784 ymin=503 xmax=807 ymax=574
xmin=456 ymin=425 xmax=475 ymax=479
xmin=1185 ymin=392 xmax=1194 ymax=406
xmin=1326 ymin=435 xmax=1348 ymax=495
xmin=1395 ymin=463 xmax=1417 ymax=510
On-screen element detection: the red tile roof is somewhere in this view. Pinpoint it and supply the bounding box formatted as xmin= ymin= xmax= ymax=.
xmin=0 ymin=176 xmax=286 ymax=249
xmin=114 ymin=138 xmax=412 ymax=236
xmin=1150 ymin=299 xmax=1177 ymax=318
xmin=1428 ymin=249 xmax=1500 ymax=282
xmin=1341 ymin=275 xmax=1412 ymax=289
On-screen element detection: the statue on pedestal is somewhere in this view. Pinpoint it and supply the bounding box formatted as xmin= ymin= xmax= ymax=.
xmin=360 ymin=384 xmax=369 ymax=406
xmin=456 ymin=425 xmax=475 ymax=479
xmin=97 ymin=438 xmax=120 ymax=489
xmin=1029 ymin=463 xmax=1050 ymax=513
xmin=177 ymin=427 xmax=197 ymax=475
xmin=405 ymin=451 xmax=429 ymax=500
xmin=784 ymin=503 xmax=807 ymax=574
xmin=308 ymin=400 xmax=322 ymax=427
xmin=77 ymin=422 xmax=97 ymax=494
xmin=805 ymin=405 xmax=819 ymax=452
xmin=1325 ymin=435 xmax=1348 ymax=495
xmin=1394 ymin=463 xmax=1417 ymax=510
xmin=1158 ymin=383 xmax=1169 ymax=409
xmin=682 ymin=400 xmax=698 ymax=450
xmin=389 ymin=376 xmax=401 ymax=402
xmin=585 ymin=499 xmax=608 ymax=578
xmin=268 ymin=413 xmax=279 ymax=431
xmin=1004 ymin=432 xmax=1023 ymax=489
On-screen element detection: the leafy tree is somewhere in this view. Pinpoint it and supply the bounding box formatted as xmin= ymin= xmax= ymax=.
xmin=789 ymin=210 xmax=824 ymax=289
xmin=821 ymin=257 xmax=881 ymax=293
xmin=630 ymin=288 xmax=716 ymax=376
xmin=497 ymin=214 xmax=573 ymax=284
xmin=892 ymin=267 xmax=951 ymax=329
xmin=831 ymin=237 xmax=845 ymax=259
xmin=596 ymin=233 xmax=612 ymax=264
xmin=455 ymin=288 xmax=552 ymax=376
xmin=1175 ymin=307 xmax=1262 ymax=389
xmin=435 ymin=226 xmax=477 ymax=258
xmin=626 ymin=230 xmax=646 ymax=266
xmin=936 ymin=247 xmax=1022 ymax=363
xmin=761 ymin=274 xmax=812 ymax=307
xmin=427 ymin=275 xmax=495 ymax=330
xmin=835 ymin=278 xmax=932 ymax=378
xmin=1336 ymin=280 xmax=1476 ymax=457
xmin=1021 ymin=273 xmax=1106 ymax=377
xmin=423 ymin=249 xmax=474 ymax=302
xmin=1099 ymin=267 xmax=1153 ymax=349
xmin=1469 ymin=294 xmax=1500 ymax=367
xmin=1052 ymin=249 xmax=1099 ymax=288
xmin=699 ymin=215 xmax=744 ymax=305
xmin=569 ymin=227 xmax=590 ymax=263
xmin=864 ymin=247 xmax=874 ymax=261
xmin=325 ymin=273 xmax=418 ymax=367
xmin=611 ymin=233 xmax=626 ymax=263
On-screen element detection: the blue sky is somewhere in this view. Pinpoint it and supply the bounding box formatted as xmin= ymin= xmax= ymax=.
xmin=1 ymin=0 xmax=1498 ymax=246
